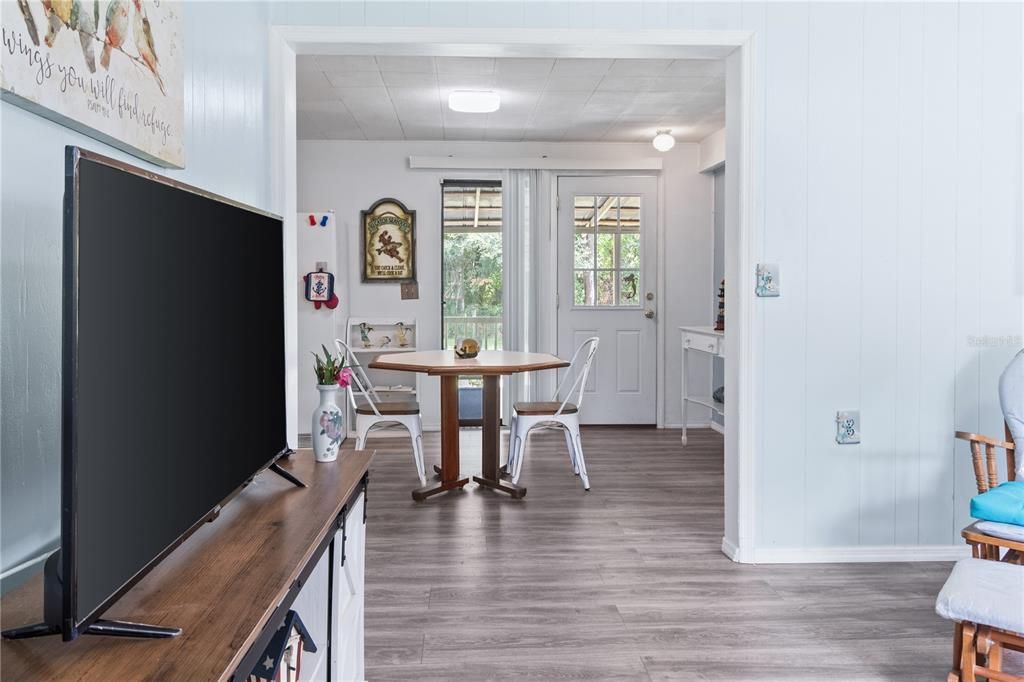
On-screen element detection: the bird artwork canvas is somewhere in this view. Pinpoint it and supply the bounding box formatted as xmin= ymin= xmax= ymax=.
xmin=1 ymin=0 xmax=184 ymax=168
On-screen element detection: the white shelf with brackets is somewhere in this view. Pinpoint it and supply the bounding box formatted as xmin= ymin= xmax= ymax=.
xmin=345 ymin=317 xmax=418 ymax=354
xmin=343 ymin=318 xmax=421 ymax=436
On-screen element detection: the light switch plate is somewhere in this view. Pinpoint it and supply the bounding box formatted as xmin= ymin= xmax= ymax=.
xmin=755 ymin=263 xmax=780 ymax=297
xmin=836 ymin=410 xmax=860 ymax=444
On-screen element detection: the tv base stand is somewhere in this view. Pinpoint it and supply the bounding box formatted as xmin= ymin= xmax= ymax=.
xmin=269 ymin=461 xmax=307 ymax=488
xmin=2 ymin=619 xmax=181 ymax=641
xmin=0 ymin=553 xmax=181 ymax=641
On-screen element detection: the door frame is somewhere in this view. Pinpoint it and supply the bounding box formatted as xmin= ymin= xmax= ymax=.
xmin=552 ymin=173 xmax=662 ymax=426
xmin=269 ymin=27 xmax=759 ymax=564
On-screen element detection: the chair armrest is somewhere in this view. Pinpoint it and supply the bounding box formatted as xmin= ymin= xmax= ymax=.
xmin=956 ymin=431 xmax=1016 ymax=450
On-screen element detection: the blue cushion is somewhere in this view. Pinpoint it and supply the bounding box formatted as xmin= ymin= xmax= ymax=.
xmin=972 ymin=481 xmax=1024 ymax=526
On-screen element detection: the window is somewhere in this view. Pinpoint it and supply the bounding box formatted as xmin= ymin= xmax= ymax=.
xmin=573 ymin=195 xmax=641 ymax=307
xmin=441 ymin=181 xmax=503 ymax=350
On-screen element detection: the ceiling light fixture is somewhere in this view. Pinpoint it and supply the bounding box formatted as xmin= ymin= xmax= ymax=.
xmin=448 ymin=90 xmax=500 ymax=114
xmin=652 ymin=130 xmax=676 ymax=152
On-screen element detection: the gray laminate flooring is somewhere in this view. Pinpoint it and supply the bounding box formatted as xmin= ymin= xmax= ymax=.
xmin=356 ymin=426 xmax=981 ymax=681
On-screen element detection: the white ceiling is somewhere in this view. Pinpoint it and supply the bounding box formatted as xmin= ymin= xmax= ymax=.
xmin=296 ymin=56 xmax=725 ymax=143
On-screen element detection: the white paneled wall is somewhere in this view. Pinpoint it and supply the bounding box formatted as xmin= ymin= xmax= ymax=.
xmin=3 ymin=1 xmax=1022 ymax=580
xmin=1 ymin=2 xmax=274 ymax=582
xmin=283 ymin=0 xmax=1022 ymax=554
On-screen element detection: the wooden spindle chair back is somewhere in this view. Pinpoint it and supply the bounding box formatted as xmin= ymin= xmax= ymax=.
xmin=956 ymin=423 xmax=1017 ymax=494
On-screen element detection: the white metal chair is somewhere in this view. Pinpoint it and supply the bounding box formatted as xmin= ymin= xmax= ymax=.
xmin=334 ymin=339 xmax=426 ymax=485
xmin=506 ymin=337 xmax=599 ymax=490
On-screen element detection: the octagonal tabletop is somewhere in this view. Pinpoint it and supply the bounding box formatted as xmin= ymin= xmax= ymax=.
xmin=368 ymin=350 xmax=568 ymax=376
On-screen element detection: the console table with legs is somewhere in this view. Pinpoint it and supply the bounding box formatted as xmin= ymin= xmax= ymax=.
xmin=0 ymin=450 xmax=372 ymax=682
xmin=680 ymin=326 xmax=725 ymax=445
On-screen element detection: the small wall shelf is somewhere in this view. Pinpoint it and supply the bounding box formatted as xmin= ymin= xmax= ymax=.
xmin=345 ymin=318 xmax=420 ymax=436
xmin=680 ymin=326 xmax=725 ymax=446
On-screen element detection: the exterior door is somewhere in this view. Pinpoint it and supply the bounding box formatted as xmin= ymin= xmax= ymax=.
xmin=557 ymin=176 xmax=658 ymax=424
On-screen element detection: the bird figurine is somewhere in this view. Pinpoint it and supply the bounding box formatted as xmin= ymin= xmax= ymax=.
xmin=358 ymin=323 xmax=374 ymax=348
xmin=16 ymin=0 xmax=40 ymax=46
xmin=395 ymin=322 xmax=410 ymax=348
xmin=132 ymin=0 xmax=165 ymax=94
xmin=100 ymin=0 xmax=128 ymax=70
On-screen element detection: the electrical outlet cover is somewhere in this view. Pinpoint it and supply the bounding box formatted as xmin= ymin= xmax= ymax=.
xmin=755 ymin=263 xmax=780 ymax=297
xmin=836 ymin=410 xmax=860 ymax=444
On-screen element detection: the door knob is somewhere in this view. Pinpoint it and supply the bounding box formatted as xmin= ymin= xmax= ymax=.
xmin=644 ymin=309 xmax=655 ymax=319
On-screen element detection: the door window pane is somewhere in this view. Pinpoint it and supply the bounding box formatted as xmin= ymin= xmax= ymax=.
xmin=574 ymin=231 xmax=595 ymax=268
xmin=596 ymin=271 xmax=615 ymax=306
xmin=619 ymin=270 xmax=640 ymax=305
xmin=620 ymin=233 xmax=640 ymax=269
xmin=574 ymin=270 xmax=594 ymax=306
xmin=570 ymin=194 xmax=642 ymax=307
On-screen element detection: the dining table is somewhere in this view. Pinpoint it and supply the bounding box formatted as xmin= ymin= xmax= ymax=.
xmin=368 ymin=350 xmax=569 ymax=501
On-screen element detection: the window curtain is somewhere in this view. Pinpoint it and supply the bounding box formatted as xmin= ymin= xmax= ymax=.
xmin=503 ymin=169 xmax=541 ymax=405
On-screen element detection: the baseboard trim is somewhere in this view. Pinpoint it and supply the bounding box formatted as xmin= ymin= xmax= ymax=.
xmin=709 ymin=421 xmax=725 ymax=435
xmin=751 ymin=544 xmax=972 ymax=564
xmin=720 ymin=537 xmax=741 ymax=561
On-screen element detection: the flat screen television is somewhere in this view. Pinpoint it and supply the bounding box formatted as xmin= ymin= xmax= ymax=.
xmin=2 ymin=147 xmax=291 ymax=641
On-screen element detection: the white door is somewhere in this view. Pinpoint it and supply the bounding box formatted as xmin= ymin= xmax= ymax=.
xmin=557 ymin=176 xmax=658 ymax=425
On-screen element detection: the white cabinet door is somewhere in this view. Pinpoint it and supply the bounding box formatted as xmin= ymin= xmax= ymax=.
xmin=331 ymin=493 xmax=365 ymax=682
xmin=290 ymin=550 xmax=331 ymax=681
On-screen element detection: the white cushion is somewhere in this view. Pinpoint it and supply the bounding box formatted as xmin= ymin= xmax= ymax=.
xmin=936 ymin=558 xmax=1024 ymax=633
xmin=1000 ymin=349 xmax=1024 ymax=477
xmin=975 ymin=520 xmax=1024 ymax=543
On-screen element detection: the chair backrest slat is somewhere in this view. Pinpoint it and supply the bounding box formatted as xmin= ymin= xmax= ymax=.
xmin=957 ymin=426 xmax=1016 ymax=494
xmin=551 ymin=337 xmax=600 ymax=416
xmin=334 ymin=338 xmax=382 ymax=416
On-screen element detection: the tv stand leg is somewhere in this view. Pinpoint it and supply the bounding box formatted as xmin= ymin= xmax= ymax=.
xmin=85 ymin=619 xmax=181 ymax=638
xmin=269 ymin=462 xmax=307 ymax=488
xmin=1 ymin=623 xmax=61 ymax=639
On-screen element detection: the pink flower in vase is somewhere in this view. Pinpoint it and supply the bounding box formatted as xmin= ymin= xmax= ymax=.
xmin=336 ymin=367 xmax=353 ymax=388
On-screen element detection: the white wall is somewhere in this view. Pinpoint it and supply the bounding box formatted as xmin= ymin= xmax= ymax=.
xmin=4 ymin=2 xmax=1021 ymax=580
xmin=699 ymin=128 xmax=726 ymax=173
xmin=297 ymin=139 xmax=713 ymax=430
xmin=0 ymin=2 xmax=276 ymax=585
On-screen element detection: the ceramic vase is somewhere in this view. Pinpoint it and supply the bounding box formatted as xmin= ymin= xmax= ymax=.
xmin=313 ymin=384 xmax=345 ymax=462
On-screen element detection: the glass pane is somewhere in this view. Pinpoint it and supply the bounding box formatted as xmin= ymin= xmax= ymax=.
xmin=443 ymin=182 xmax=503 ymax=351
xmin=597 ymin=196 xmax=618 ymax=233
xmin=596 ymin=233 xmax=615 ymax=269
xmin=619 ymin=270 xmax=640 ymax=306
xmin=574 ymin=270 xmax=594 ymax=306
xmin=574 ymin=232 xmax=595 ymax=268
xmin=596 ymin=271 xmax=615 ymax=306
xmin=619 ymin=196 xmax=640 ymax=232
xmin=620 ymin=233 xmax=640 ymax=268
xmin=574 ymin=195 xmax=596 ymax=208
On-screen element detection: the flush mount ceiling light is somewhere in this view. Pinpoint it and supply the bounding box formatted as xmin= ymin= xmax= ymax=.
xmin=652 ymin=130 xmax=676 ymax=152
xmin=448 ymin=90 xmax=500 ymax=113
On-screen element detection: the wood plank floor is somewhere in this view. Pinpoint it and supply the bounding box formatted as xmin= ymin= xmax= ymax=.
xmin=353 ymin=426 xmax=966 ymax=681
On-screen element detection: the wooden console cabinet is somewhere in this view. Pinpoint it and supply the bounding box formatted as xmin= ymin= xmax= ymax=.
xmin=0 ymin=450 xmax=372 ymax=682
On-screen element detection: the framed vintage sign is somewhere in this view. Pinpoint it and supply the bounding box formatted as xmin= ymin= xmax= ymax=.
xmin=361 ymin=198 xmax=416 ymax=283
xmin=1 ymin=0 xmax=185 ymax=168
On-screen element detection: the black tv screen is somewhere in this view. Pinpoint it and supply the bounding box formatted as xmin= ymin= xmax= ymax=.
xmin=65 ymin=147 xmax=287 ymax=635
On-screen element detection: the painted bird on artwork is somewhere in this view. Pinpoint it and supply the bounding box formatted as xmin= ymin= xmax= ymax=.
xmin=42 ymin=0 xmax=72 ymax=48
xmin=100 ymin=0 xmax=128 ymax=70
xmin=16 ymin=0 xmax=40 ymax=46
xmin=41 ymin=0 xmax=98 ymax=72
xmin=70 ymin=0 xmax=98 ymax=72
xmin=132 ymin=0 xmax=165 ymax=95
